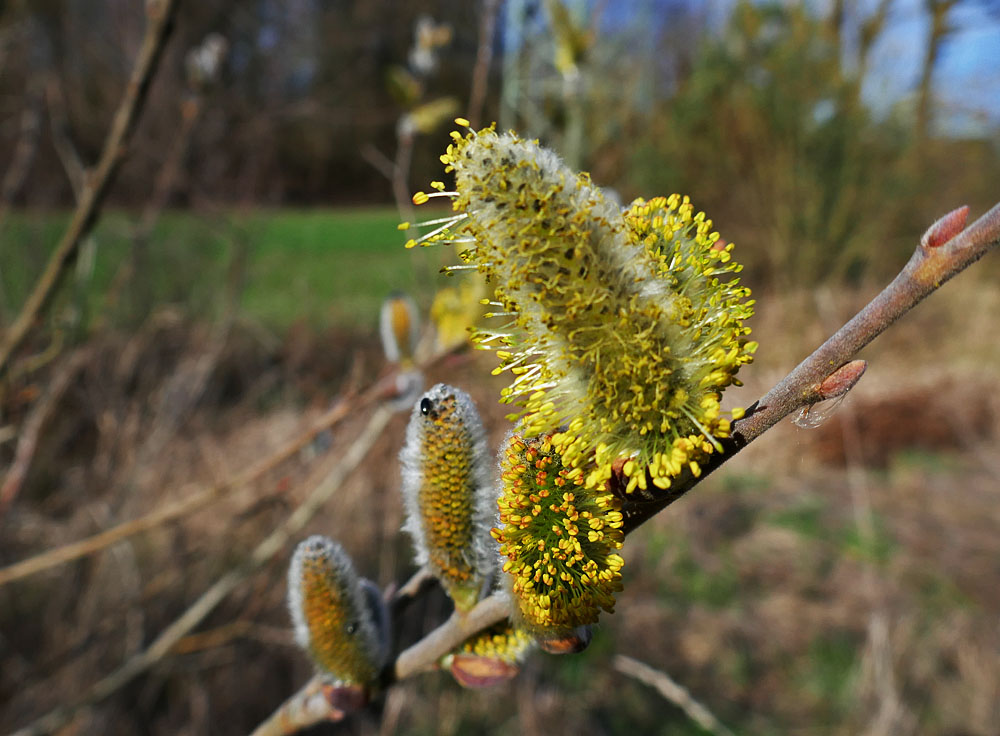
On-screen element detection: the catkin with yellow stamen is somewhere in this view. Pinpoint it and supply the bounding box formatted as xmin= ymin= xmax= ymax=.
xmin=456 ymin=620 xmax=536 ymax=662
xmin=399 ymin=383 xmax=496 ymax=611
xmin=443 ymin=620 xmax=536 ymax=688
xmin=287 ymin=536 xmax=388 ymax=686
xmin=491 ymin=433 xmax=625 ymax=634
xmin=409 ymin=123 xmax=757 ymax=493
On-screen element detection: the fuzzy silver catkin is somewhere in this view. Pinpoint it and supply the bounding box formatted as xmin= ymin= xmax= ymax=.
xmin=287 ymin=535 xmax=388 ymax=686
xmin=398 ymin=383 xmax=496 ymax=611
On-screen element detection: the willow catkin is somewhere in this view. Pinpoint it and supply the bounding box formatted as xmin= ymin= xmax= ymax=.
xmin=287 ymin=535 xmax=387 ymax=686
xmin=399 ymin=383 xmax=496 ymax=611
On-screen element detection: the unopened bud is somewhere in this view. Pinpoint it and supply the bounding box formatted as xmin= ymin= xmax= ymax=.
xmin=921 ymin=205 xmax=970 ymax=249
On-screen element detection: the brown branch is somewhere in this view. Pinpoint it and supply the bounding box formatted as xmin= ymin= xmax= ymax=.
xmin=250 ymin=676 xmax=350 ymax=736
xmin=0 ymin=347 xmax=91 ymax=517
xmin=0 ymin=0 xmax=179 ymax=376
xmin=0 ymin=373 xmax=391 ymax=587
xmin=0 ymin=73 xmax=44 ymax=232
xmin=44 ymin=72 xmax=86 ymax=200
xmin=8 ymin=404 xmax=395 ymax=736
xmin=614 ymin=655 xmax=736 ymax=736
xmin=392 ymin=592 xmax=511 ymax=682
xmin=467 ymin=0 xmax=501 ymax=130
xmin=100 ymin=81 xmax=212 ymax=329
xmin=251 ymin=593 xmax=512 ymax=734
xmin=621 ymin=201 xmax=1000 ymax=532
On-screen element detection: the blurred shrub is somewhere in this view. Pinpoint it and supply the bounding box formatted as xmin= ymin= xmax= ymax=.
xmin=628 ymin=1 xmax=998 ymax=289
xmin=631 ymin=3 xmax=904 ymax=287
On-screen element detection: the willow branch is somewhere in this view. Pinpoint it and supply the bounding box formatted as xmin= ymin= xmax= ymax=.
xmin=251 ymin=202 xmax=1000 ymax=735
xmin=0 ymin=0 xmax=178 ymax=375
xmin=250 ymin=676 xmax=348 ymax=736
xmin=251 ymin=593 xmax=512 ymax=734
xmin=391 ymin=592 xmax=511 ymax=682
xmin=621 ymin=201 xmax=1000 ymax=532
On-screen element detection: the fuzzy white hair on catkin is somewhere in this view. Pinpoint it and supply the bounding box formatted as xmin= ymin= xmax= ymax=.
xmin=286 ymin=535 xmax=384 ymax=667
xmin=398 ymin=383 xmax=498 ymax=579
xmin=456 ymin=131 xmax=663 ymax=307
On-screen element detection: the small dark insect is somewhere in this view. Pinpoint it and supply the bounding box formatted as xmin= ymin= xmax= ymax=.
xmin=420 ymin=397 xmax=437 ymax=418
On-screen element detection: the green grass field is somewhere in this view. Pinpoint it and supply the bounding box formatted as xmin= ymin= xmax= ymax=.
xmin=0 ymin=208 xmax=458 ymax=330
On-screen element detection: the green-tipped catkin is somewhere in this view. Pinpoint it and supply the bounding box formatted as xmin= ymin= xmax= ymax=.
xmin=399 ymin=383 xmax=496 ymax=611
xmin=287 ymin=536 xmax=388 ymax=686
xmin=491 ymin=433 xmax=624 ymax=635
xmin=408 ymin=123 xmax=757 ymax=493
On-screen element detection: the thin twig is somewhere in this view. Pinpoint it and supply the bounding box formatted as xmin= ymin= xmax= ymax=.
xmin=0 ymin=0 xmax=179 ymax=375
xmin=0 ymin=379 xmax=380 ymax=587
xmin=0 ymin=347 xmax=91 ymax=517
xmin=250 ymin=675 xmax=347 ymax=736
xmin=0 ymin=72 xmax=44 ymax=232
xmin=8 ymin=404 xmax=394 ymax=736
xmin=392 ymin=592 xmax=510 ymax=681
xmin=44 ymin=72 xmax=86 ymax=200
xmin=467 ymin=0 xmax=501 ymax=129
xmin=614 ymin=654 xmax=736 ymax=736
xmin=621 ymin=201 xmax=1000 ymax=532
xmin=391 ymin=566 xmax=435 ymax=606
xmin=99 ymin=90 xmax=207 ymax=329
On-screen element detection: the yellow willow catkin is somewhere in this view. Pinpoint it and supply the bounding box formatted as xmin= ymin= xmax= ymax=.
xmin=491 ymin=432 xmax=625 ymax=635
xmin=287 ymin=535 xmax=388 ymax=686
xmin=408 ymin=123 xmax=757 ymax=493
xmin=455 ymin=620 xmax=536 ymax=663
xmin=399 ymin=383 xmax=496 ymax=611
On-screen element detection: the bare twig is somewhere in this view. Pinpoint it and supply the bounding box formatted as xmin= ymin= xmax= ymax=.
xmin=614 ymin=654 xmax=736 ymax=736
xmin=0 ymin=73 xmax=44 ymax=232
xmin=44 ymin=73 xmax=86 ymax=200
xmin=100 ymin=88 xmax=209 ymax=328
xmin=8 ymin=404 xmax=394 ymax=736
xmin=0 ymin=375 xmax=386 ymax=587
xmin=0 ymin=347 xmax=91 ymax=516
xmin=621 ymin=201 xmax=1000 ymax=532
xmin=467 ymin=0 xmax=501 ymax=129
xmin=250 ymin=675 xmax=348 ymax=736
xmin=392 ymin=592 xmax=511 ymax=681
xmin=390 ymin=566 xmax=435 ymax=606
xmin=0 ymin=0 xmax=179 ymax=376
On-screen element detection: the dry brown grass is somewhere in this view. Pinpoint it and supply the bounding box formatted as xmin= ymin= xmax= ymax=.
xmin=2 ymin=278 xmax=999 ymax=735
